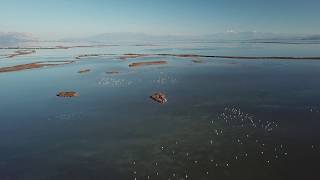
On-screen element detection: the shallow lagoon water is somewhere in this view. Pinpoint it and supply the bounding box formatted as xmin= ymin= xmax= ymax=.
xmin=0 ymin=41 xmax=320 ymax=179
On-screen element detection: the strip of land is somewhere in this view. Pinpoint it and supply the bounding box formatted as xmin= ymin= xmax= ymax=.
xmin=57 ymin=91 xmax=79 ymax=97
xmin=0 ymin=44 xmax=119 ymax=50
xmin=116 ymin=53 xmax=320 ymax=60
xmin=129 ymin=61 xmax=167 ymax=67
xmin=5 ymin=50 xmax=36 ymax=58
xmin=156 ymin=53 xmax=320 ymax=60
xmin=75 ymin=54 xmax=115 ymax=59
xmin=119 ymin=53 xmax=150 ymax=60
xmin=106 ymin=71 xmax=120 ymax=74
xmin=0 ymin=61 xmax=74 ymax=73
xmin=72 ymin=52 xmax=320 ymax=62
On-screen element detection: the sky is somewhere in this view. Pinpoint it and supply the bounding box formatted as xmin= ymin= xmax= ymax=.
xmin=0 ymin=0 xmax=320 ymax=39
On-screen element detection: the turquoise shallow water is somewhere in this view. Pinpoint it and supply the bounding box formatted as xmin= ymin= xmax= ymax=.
xmin=0 ymin=41 xmax=320 ymax=179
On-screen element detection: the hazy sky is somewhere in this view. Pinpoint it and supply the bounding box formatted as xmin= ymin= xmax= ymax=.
xmin=1 ymin=0 xmax=320 ymax=39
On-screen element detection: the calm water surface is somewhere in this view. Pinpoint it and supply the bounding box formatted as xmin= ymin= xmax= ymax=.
xmin=0 ymin=41 xmax=320 ymax=179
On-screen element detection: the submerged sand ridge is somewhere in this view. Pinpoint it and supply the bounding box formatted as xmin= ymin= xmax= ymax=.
xmin=106 ymin=71 xmax=120 ymax=74
xmin=78 ymin=69 xmax=91 ymax=74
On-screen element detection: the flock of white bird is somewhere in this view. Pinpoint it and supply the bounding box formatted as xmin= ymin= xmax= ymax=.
xmin=128 ymin=107 xmax=296 ymax=180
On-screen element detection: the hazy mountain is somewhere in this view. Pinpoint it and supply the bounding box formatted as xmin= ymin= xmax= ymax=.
xmin=0 ymin=32 xmax=37 ymax=43
xmin=300 ymin=34 xmax=320 ymax=40
xmin=62 ymin=32 xmax=187 ymax=44
xmin=0 ymin=32 xmax=38 ymax=47
xmin=1 ymin=31 xmax=320 ymax=47
xmin=63 ymin=31 xmax=320 ymax=43
xmin=199 ymin=32 xmax=302 ymax=41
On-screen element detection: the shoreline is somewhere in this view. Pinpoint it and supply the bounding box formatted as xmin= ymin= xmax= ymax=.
xmin=1 ymin=51 xmax=320 ymax=74
xmin=75 ymin=53 xmax=320 ymax=61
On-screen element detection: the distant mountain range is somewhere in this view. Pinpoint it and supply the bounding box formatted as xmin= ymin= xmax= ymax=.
xmin=1 ymin=31 xmax=320 ymax=46
xmin=0 ymin=32 xmax=39 ymax=47
xmin=300 ymin=35 xmax=320 ymax=40
xmin=62 ymin=32 xmax=186 ymax=43
xmin=64 ymin=32 xmax=320 ymax=43
xmin=0 ymin=32 xmax=37 ymax=43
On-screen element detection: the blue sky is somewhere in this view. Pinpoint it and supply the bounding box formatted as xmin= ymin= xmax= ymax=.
xmin=1 ymin=0 xmax=320 ymax=39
